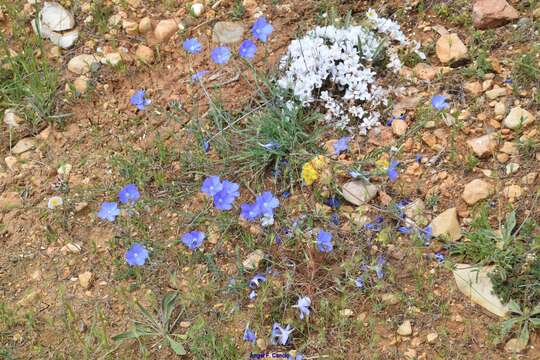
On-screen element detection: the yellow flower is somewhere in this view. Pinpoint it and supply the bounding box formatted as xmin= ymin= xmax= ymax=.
xmin=375 ymin=158 xmax=389 ymax=170
xmin=302 ymin=162 xmax=318 ymax=186
xmin=310 ymin=155 xmax=328 ymax=170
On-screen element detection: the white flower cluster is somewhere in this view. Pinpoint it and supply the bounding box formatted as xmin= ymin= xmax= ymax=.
xmin=277 ymin=9 xmax=424 ymax=132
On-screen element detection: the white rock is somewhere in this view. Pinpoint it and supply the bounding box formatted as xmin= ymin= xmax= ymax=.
xmin=67 ymin=54 xmax=99 ymax=74
xmin=503 ymin=107 xmax=535 ymax=130
xmin=135 ymin=45 xmax=154 ymax=64
xmin=435 ymin=33 xmax=467 ymax=64
xmin=426 ymin=332 xmax=438 ymax=343
xmin=467 ymin=134 xmax=496 ymax=157
xmin=154 ymin=19 xmax=178 ymax=43
xmin=31 ymin=18 xmax=78 ymax=49
xmin=78 ymin=271 xmax=93 ymax=289
xmin=101 ymin=52 xmax=122 ymax=66
xmin=212 ymin=22 xmax=245 ymax=44
xmin=11 ymin=138 xmax=36 ymax=154
xmin=397 ymin=320 xmax=412 ymax=336
xmin=494 ymin=102 xmax=506 ymax=116
xmin=453 ymin=264 xmax=509 ymax=317
xmin=505 ymin=163 xmax=519 ymax=175
xmin=40 ymin=2 xmax=75 ymax=31
xmin=485 ymin=87 xmax=507 ymax=100
xmin=462 ymin=179 xmax=494 ymax=205
xmin=430 ymin=208 xmax=461 ymax=241
xmin=4 ymin=156 xmax=17 ymax=171
xmin=391 ymin=119 xmax=408 ymax=136
xmin=191 ymin=3 xmax=204 ymax=17
xmin=339 ymin=309 xmax=354 ymax=317
xmin=139 ymin=16 xmax=152 ymax=33
xmin=243 ymin=249 xmax=264 ymax=270
xmin=108 ymin=14 xmax=122 ymax=27
xmin=342 ymin=180 xmax=378 ymax=206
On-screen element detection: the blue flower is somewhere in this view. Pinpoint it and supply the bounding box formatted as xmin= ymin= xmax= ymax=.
xmin=423 ymin=225 xmax=432 ymax=246
xmin=243 ymin=325 xmax=256 ymax=343
xmin=386 ymin=116 xmax=396 ymax=126
xmin=213 ymin=180 xmax=239 ymax=210
xmin=97 ymin=202 xmax=120 ymax=222
xmin=375 ymin=255 xmax=385 ymax=279
xmin=182 ymin=38 xmax=202 ymax=54
xmin=201 ymin=176 xmax=223 ymax=196
xmin=355 ymin=277 xmax=364 ymax=288
xmin=252 ymin=16 xmax=273 ymax=43
xmin=398 ymin=226 xmax=412 ymax=234
xmin=325 ymin=196 xmax=341 ymax=209
xmin=260 ymin=141 xmax=280 ymax=150
xmin=387 ymin=159 xmax=399 ymax=182
xmin=431 ymin=95 xmax=449 ymax=111
xmin=255 ymin=191 xmax=279 ymax=217
xmin=118 ymin=184 xmax=140 ymax=204
xmin=211 ymin=47 xmax=231 ymax=65
xmin=239 ymin=39 xmax=257 ymax=59
xmin=349 ymin=170 xmax=362 ymax=178
xmin=124 ymin=243 xmax=149 ymax=266
xmin=214 ymin=191 xmax=236 ymax=210
xmin=130 ymin=90 xmax=151 ymax=111
xmin=248 ymin=290 xmax=257 ymax=300
xmin=192 ymin=70 xmax=209 ymax=81
xmin=293 ymin=296 xmax=311 ymax=320
xmin=316 ymin=230 xmax=333 ymax=253
xmin=415 ymin=154 xmax=423 ymax=162
xmin=333 ymin=136 xmax=351 ymax=155
xmin=249 ymin=274 xmax=266 ymax=289
xmin=282 ymin=191 xmax=290 ymax=199
xmin=364 ymin=215 xmax=384 ymax=232
xmin=202 ymin=139 xmax=210 ymax=152
xmin=271 ymin=323 xmax=294 ymax=345
xmin=181 ymin=231 xmax=205 ymax=250
xmin=434 ymin=252 xmax=445 ymax=263
xmin=241 ymin=202 xmax=261 ymax=221
xmin=330 ymin=213 xmax=340 ymax=225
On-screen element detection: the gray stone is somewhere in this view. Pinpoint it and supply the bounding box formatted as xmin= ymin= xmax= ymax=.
xmin=212 ymin=22 xmax=245 ymax=44
xmin=342 ymin=180 xmax=378 ymax=206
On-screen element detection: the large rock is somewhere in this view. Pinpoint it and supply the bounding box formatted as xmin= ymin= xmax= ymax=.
xmin=502 ymin=107 xmax=535 ymax=130
xmin=430 ymin=208 xmax=461 ymax=241
xmin=135 ymin=45 xmax=154 ymax=64
xmin=67 ymin=54 xmax=100 ymax=75
xmin=32 ymin=2 xmax=78 ymax=49
xmin=342 ymin=180 xmax=378 ymax=206
xmin=436 ymin=33 xmax=467 ymax=64
xmin=453 ymin=264 xmax=509 ymax=317
xmin=473 ymin=0 xmax=519 ymax=29
xmin=212 ymin=22 xmax=245 ymax=44
xmin=11 ymin=138 xmax=36 ymax=154
xmin=462 ymin=179 xmax=494 ymax=205
xmin=40 ymin=1 xmax=75 ymax=31
xmin=467 ymin=134 xmax=497 ymax=157
xmin=154 ymin=19 xmax=178 ymax=43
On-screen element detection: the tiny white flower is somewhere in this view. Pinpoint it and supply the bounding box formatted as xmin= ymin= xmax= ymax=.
xmin=48 ymin=196 xmax=63 ymax=209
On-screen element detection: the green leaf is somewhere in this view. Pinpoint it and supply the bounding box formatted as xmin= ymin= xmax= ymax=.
xmin=529 ymin=318 xmax=540 ymax=327
xmin=507 ymin=300 xmax=522 ymax=315
xmin=503 ymin=211 xmax=516 ymax=239
xmin=519 ymin=324 xmax=529 ymax=345
xmin=167 ymin=336 xmax=187 ymax=355
xmin=112 ymin=325 xmax=156 ymax=341
xmin=161 ymin=292 xmax=179 ymax=325
xmin=500 ymin=318 xmax=519 ymax=337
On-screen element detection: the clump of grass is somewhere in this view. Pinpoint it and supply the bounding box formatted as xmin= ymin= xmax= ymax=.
xmin=450 ymin=208 xmax=540 ymax=307
xmin=89 ymin=0 xmax=114 ymax=34
xmin=512 ymin=45 xmax=540 ymax=86
xmin=228 ymin=96 xmax=324 ymax=192
xmin=0 ymin=40 xmax=60 ymax=129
